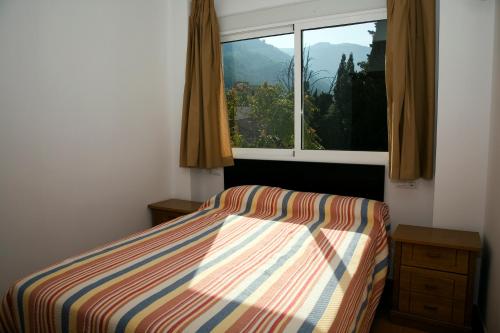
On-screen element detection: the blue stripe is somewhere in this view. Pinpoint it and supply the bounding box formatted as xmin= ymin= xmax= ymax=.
xmin=350 ymin=253 xmax=389 ymax=332
xmin=352 ymin=280 xmax=373 ymax=333
xmin=298 ymin=199 xmax=369 ymax=333
xmin=197 ymin=195 xmax=329 ymax=332
xmin=114 ymin=189 xmax=293 ymax=333
xmin=15 ymin=192 xmax=222 ymax=333
xmin=373 ymin=255 xmax=388 ymax=275
xmin=60 ymin=187 xmax=262 ymax=333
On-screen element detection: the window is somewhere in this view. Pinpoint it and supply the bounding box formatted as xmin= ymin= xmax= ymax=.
xmin=222 ymin=10 xmax=388 ymax=164
xmin=223 ymin=33 xmax=294 ymax=149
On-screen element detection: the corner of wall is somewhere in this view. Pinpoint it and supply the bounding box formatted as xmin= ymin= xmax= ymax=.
xmin=479 ymin=0 xmax=500 ymax=330
xmin=165 ymin=0 xmax=192 ymax=200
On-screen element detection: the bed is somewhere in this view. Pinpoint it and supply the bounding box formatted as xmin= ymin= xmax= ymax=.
xmin=1 ymin=185 xmax=389 ymax=333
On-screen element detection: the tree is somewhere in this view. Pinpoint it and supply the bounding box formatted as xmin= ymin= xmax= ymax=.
xmin=322 ymin=52 xmax=354 ymax=150
xmin=351 ymin=21 xmax=388 ymax=151
xmin=225 ymin=21 xmax=388 ymax=152
xmin=226 ymin=88 xmax=245 ymax=147
xmin=301 ymin=49 xmax=327 ymax=149
xmin=249 ymin=83 xmax=294 ymax=148
xmin=278 ymin=57 xmax=294 ymax=93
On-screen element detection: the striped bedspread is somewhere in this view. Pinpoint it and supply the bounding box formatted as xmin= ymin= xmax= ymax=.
xmin=1 ymin=185 xmax=390 ymax=333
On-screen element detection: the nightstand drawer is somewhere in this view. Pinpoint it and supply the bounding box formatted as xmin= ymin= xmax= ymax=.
xmin=399 ymin=291 xmax=465 ymax=325
xmin=402 ymin=243 xmax=469 ymax=274
xmin=400 ymin=266 xmax=467 ymax=300
xmin=392 ymin=225 xmax=481 ymax=331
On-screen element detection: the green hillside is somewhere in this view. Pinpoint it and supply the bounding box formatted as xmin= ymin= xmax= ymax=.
xmin=222 ymin=39 xmax=291 ymax=88
xmin=222 ymin=39 xmax=371 ymax=93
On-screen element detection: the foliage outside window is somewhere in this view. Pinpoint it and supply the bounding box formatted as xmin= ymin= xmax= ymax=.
xmin=222 ymin=17 xmax=388 ymax=156
xmin=223 ymin=34 xmax=295 ymax=149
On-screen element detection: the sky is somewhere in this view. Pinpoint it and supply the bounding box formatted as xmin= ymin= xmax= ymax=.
xmin=260 ymin=22 xmax=376 ymax=49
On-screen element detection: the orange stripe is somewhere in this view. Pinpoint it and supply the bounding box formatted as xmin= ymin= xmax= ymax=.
xmin=245 ymin=200 xmax=358 ymax=332
xmin=82 ymin=187 xmax=278 ymax=330
xmin=1 ymin=186 xmax=390 ymax=333
xmin=141 ymin=201 xmax=306 ymax=330
xmin=244 ymin=232 xmax=343 ymax=332
xmin=31 ymin=209 xmax=222 ymax=332
xmin=78 ymin=203 xmax=260 ymax=331
xmin=165 ymin=221 xmax=303 ymax=332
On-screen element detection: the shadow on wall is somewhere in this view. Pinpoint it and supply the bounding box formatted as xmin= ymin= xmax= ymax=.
xmin=478 ymin=239 xmax=490 ymax=325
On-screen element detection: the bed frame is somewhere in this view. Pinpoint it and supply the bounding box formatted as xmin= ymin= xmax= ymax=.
xmin=223 ymin=159 xmax=385 ymax=202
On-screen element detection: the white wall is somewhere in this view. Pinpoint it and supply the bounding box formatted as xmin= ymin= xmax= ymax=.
xmin=0 ymin=1 xmax=172 ymax=292
xmin=165 ymin=0 xmax=192 ymax=200
xmin=482 ymin=0 xmax=500 ymax=331
xmin=433 ymin=0 xmax=495 ymax=233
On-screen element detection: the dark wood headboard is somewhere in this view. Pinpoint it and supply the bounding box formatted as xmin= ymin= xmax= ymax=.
xmin=224 ymin=159 xmax=385 ymax=201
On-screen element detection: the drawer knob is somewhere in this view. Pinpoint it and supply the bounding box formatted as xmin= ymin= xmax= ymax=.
xmin=423 ymin=304 xmax=438 ymax=312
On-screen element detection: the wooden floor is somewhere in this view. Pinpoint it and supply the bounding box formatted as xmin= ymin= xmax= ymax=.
xmin=370 ymin=309 xmax=428 ymax=333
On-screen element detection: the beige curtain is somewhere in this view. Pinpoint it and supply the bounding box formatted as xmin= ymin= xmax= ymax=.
xmin=386 ymin=0 xmax=436 ymax=180
xmin=179 ymin=0 xmax=234 ymax=169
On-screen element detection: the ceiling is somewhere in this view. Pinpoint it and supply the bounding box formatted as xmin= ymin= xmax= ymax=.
xmin=214 ymin=0 xmax=316 ymax=17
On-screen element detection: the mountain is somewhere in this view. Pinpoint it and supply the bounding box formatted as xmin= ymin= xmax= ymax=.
xmin=222 ymin=39 xmax=291 ymax=88
xmin=223 ymin=40 xmax=371 ymax=93
xmin=304 ymin=43 xmax=371 ymax=92
xmin=305 ymin=42 xmax=370 ymax=72
xmin=280 ymin=48 xmax=294 ymax=57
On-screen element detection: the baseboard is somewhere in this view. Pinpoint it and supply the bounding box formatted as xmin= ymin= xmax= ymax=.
xmin=390 ymin=310 xmax=472 ymax=333
xmin=473 ymin=305 xmax=486 ymax=333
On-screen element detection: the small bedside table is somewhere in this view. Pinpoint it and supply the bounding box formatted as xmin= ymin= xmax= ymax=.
xmin=148 ymin=199 xmax=202 ymax=227
xmin=390 ymin=224 xmax=481 ymax=333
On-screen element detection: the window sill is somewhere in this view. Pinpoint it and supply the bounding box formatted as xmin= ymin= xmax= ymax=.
xmin=232 ymin=148 xmax=388 ymax=166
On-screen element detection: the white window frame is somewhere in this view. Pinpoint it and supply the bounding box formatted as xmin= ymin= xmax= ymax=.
xmin=221 ymin=8 xmax=388 ymax=166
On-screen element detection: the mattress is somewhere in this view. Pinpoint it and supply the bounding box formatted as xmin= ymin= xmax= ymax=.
xmin=1 ymin=185 xmax=390 ymax=333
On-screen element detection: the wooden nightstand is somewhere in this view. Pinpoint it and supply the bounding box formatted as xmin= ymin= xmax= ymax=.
xmin=148 ymin=199 xmax=202 ymax=227
xmin=391 ymin=224 xmax=481 ymax=333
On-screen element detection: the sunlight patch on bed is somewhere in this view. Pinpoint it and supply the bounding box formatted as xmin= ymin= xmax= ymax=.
xmin=183 ymin=221 xmax=371 ymax=330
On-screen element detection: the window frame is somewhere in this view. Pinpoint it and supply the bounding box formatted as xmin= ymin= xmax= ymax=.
xmin=221 ymin=9 xmax=388 ymax=166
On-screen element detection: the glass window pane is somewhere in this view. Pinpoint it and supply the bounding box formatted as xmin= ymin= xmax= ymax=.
xmin=302 ymin=20 xmax=388 ymax=151
xmin=222 ymin=34 xmax=294 ymax=148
